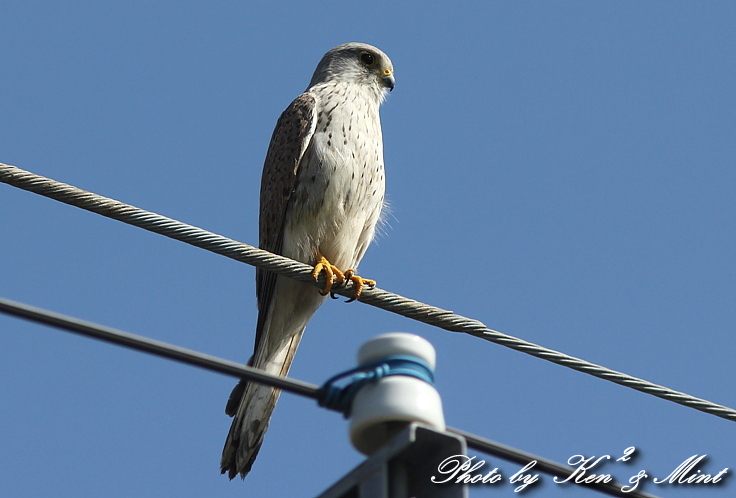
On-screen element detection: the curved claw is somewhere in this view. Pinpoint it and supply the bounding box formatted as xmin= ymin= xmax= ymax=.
xmin=343 ymin=269 xmax=376 ymax=303
xmin=312 ymin=256 xmax=345 ymax=295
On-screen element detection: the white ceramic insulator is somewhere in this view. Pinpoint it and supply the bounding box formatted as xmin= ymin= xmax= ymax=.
xmin=349 ymin=333 xmax=445 ymax=455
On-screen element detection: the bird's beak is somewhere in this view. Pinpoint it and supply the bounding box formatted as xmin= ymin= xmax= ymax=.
xmin=381 ymin=69 xmax=395 ymax=91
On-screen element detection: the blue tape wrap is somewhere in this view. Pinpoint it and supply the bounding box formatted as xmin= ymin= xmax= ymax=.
xmin=317 ymin=354 xmax=435 ymax=417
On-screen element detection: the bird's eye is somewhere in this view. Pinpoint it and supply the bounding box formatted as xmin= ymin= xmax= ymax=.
xmin=360 ymin=52 xmax=375 ymax=66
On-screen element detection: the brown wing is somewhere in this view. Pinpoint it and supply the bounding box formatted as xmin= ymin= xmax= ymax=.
xmin=254 ymin=92 xmax=316 ymax=352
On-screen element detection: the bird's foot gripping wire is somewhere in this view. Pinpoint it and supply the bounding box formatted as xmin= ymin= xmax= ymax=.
xmin=312 ymin=256 xmax=375 ymax=302
xmin=312 ymin=256 xmax=345 ymax=296
xmin=342 ymin=269 xmax=375 ymax=302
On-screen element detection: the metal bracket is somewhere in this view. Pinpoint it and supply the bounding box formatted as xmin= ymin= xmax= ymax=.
xmin=318 ymin=423 xmax=467 ymax=498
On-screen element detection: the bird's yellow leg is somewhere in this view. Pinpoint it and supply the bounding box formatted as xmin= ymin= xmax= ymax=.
xmin=343 ymin=269 xmax=376 ymax=302
xmin=312 ymin=255 xmax=345 ymax=295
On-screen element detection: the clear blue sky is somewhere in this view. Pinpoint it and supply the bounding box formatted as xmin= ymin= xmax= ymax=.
xmin=1 ymin=2 xmax=734 ymax=497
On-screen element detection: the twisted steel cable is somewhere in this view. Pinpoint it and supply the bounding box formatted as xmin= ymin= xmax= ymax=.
xmin=2 ymin=161 xmax=734 ymax=423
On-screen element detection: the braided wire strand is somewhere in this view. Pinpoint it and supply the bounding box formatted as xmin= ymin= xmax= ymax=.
xmin=1 ymin=161 xmax=734 ymax=422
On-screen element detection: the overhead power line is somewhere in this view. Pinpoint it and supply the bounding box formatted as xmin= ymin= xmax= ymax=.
xmin=1 ymin=161 xmax=735 ymax=424
xmin=0 ymin=297 xmax=319 ymax=398
xmin=0 ymin=296 xmax=658 ymax=498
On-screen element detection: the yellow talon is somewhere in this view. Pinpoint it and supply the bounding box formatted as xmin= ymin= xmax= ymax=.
xmin=311 ymin=258 xmax=375 ymax=301
xmin=312 ymin=256 xmax=345 ymax=295
xmin=343 ymin=269 xmax=376 ymax=302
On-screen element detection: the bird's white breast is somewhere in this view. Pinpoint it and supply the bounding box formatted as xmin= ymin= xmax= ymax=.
xmin=285 ymin=81 xmax=386 ymax=270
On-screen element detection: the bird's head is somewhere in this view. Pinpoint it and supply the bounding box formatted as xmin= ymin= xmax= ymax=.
xmin=309 ymin=42 xmax=395 ymax=98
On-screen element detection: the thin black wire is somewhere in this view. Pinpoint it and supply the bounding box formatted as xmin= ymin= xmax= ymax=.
xmin=1 ymin=296 xmax=657 ymax=498
xmin=0 ymin=297 xmax=319 ymax=399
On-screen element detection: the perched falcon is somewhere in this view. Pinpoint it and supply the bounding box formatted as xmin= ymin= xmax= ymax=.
xmin=221 ymin=42 xmax=394 ymax=479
